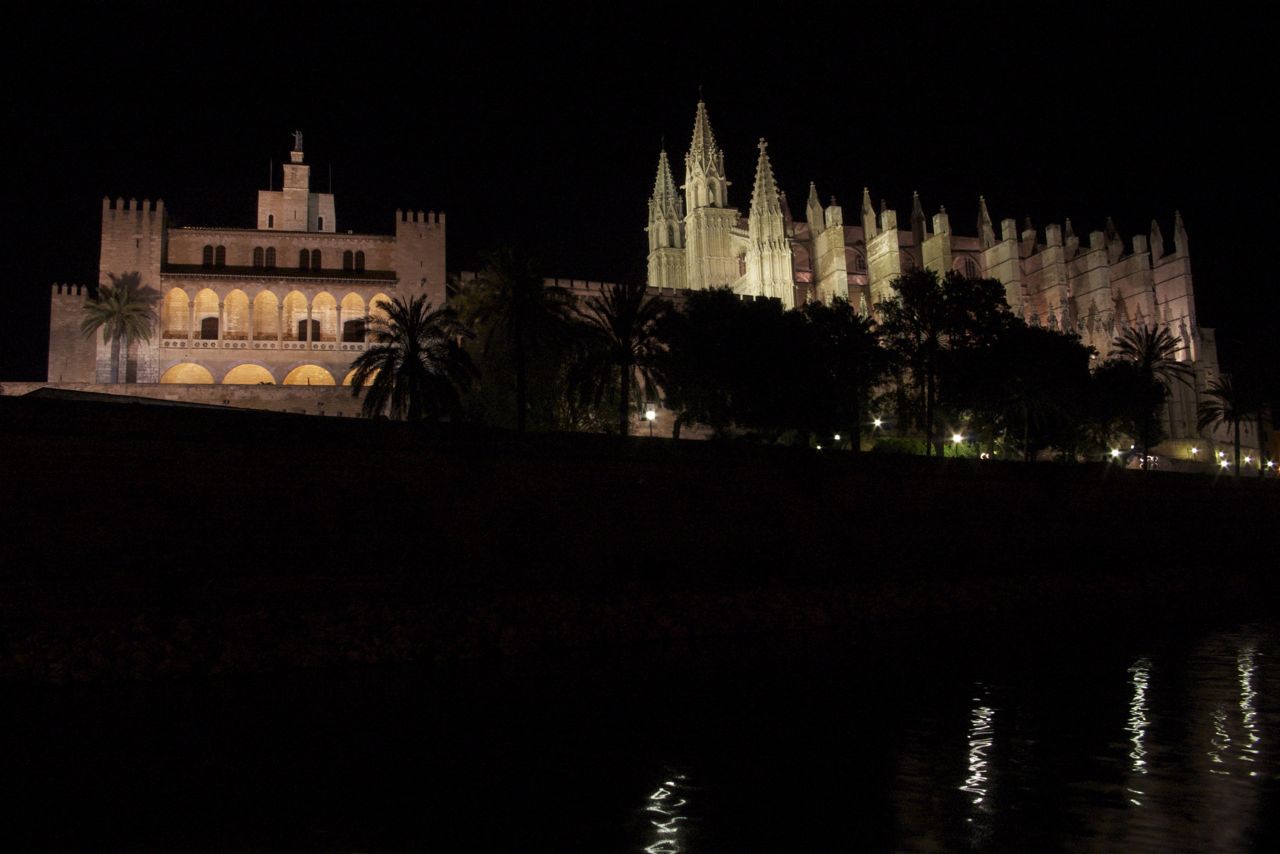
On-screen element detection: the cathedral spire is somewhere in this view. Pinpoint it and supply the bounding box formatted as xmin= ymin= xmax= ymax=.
xmin=688 ymin=99 xmax=720 ymax=173
xmin=750 ymin=139 xmax=782 ymax=216
xmin=978 ymin=195 xmax=995 ymax=249
xmin=651 ymin=148 xmax=680 ymax=215
xmin=1174 ymin=210 xmax=1189 ymax=256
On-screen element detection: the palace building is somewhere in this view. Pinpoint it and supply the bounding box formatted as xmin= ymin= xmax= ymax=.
xmin=646 ymin=99 xmax=1221 ymax=440
xmin=45 ymin=133 xmax=445 ymax=394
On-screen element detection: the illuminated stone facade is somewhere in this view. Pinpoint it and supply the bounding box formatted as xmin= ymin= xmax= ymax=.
xmin=45 ymin=135 xmax=446 ymax=390
xmin=646 ymin=100 xmax=1221 ymax=439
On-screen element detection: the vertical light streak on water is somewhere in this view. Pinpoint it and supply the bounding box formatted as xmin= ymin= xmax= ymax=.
xmin=959 ymin=688 xmax=995 ymax=809
xmin=1126 ymin=658 xmax=1151 ymax=805
xmin=1237 ymin=644 xmax=1260 ymax=774
xmin=643 ymin=773 xmax=689 ymax=854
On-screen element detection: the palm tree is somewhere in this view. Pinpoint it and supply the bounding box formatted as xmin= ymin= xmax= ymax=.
xmin=80 ymin=271 xmax=159 ymax=383
xmin=1198 ymin=374 xmax=1248 ymax=477
xmin=463 ymin=249 xmax=575 ymax=433
xmin=347 ymin=294 xmax=476 ymax=421
xmin=576 ymin=281 xmax=671 ymax=436
xmin=1109 ymin=324 xmax=1194 ymax=469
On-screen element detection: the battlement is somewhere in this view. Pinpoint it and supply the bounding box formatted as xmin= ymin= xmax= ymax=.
xmin=395 ymin=209 xmax=444 ymax=226
xmin=102 ymin=196 xmax=165 ymax=215
xmin=51 ymin=283 xmax=88 ymax=298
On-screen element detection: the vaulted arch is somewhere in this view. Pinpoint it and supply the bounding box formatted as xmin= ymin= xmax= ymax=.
xmin=253 ymin=290 xmax=279 ymax=340
xmin=224 ymin=289 xmax=250 ymax=340
xmin=312 ymin=291 xmax=337 ymax=342
xmin=160 ymin=362 xmax=214 ymax=384
xmin=282 ymin=290 xmax=308 ymax=341
xmin=162 ymin=288 xmax=189 ymax=338
xmin=283 ymin=364 xmax=336 ymax=386
xmin=194 ymin=288 xmax=219 ymax=340
xmin=222 ymin=363 xmax=276 ymax=385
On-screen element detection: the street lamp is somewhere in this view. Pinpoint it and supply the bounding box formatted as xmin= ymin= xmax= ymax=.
xmin=951 ymin=432 xmax=963 ymax=458
xmin=872 ymin=417 xmax=883 ymax=429
xmin=644 ymin=405 xmax=656 ymax=437
xmin=1190 ymin=446 xmax=1199 ymax=458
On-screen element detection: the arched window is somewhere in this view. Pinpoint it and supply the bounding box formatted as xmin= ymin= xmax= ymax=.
xmin=267 ymin=214 xmax=275 ymax=229
xmin=964 ymin=256 xmax=980 ymax=279
xmin=201 ymin=245 xmax=213 ymax=267
xmin=311 ymin=249 xmax=321 ymax=269
xmin=343 ymin=250 xmax=354 ymax=271
xmin=264 ymin=247 xmax=276 ymax=268
xmin=853 ymin=252 xmax=866 ymax=273
xmin=354 ymin=250 xmax=365 ymax=272
xmin=252 ymin=247 xmax=264 ymax=268
xmin=299 ymin=249 xmax=310 ymax=270
xmin=317 ymin=216 xmax=325 ymax=231
xmin=214 ymin=246 xmax=226 ymax=267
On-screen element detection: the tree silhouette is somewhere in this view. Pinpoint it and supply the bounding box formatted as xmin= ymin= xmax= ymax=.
xmin=877 ymin=269 xmax=1011 ymax=457
xmin=1109 ymin=324 xmax=1194 ymax=469
xmin=576 ymin=281 xmax=671 ymax=436
xmin=462 ymin=249 xmax=574 ymax=433
xmin=348 ymin=294 xmax=475 ymax=421
xmin=1198 ymin=376 xmax=1249 ymax=478
xmin=79 ymin=271 xmax=158 ymax=383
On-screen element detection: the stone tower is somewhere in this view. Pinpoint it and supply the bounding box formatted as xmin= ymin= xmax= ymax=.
xmin=744 ymin=139 xmax=794 ymax=307
xmin=646 ymin=148 xmax=687 ymax=289
xmin=682 ymin=101 xmax=740 ymax=290
xmin=256 ymin=131 xmax=336 ymax=233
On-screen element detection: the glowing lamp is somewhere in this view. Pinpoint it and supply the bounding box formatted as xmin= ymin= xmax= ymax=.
xmin=1110 ymin=449 xmax=1122 ymax=459
xmin=1190 ymin=447 xmax=1199 ymax=456
xmin=834 ymin=433 xmax=841 ymax=441
xmin=644 ymin=407 xmax=656 ymax=422
xmin=952 ymin=433 xmax=964 ymax=444
xmin=872 ymin=417 xmax=883 ymax=429
xmin=1220 ymin=459 xmax=1230 ymax=469
xmin=1244 ymin=455 xmax=1253 ymax=465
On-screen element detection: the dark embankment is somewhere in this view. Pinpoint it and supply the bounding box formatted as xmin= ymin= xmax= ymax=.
xmin=1 ymin=393 xmax=1276 ymax=684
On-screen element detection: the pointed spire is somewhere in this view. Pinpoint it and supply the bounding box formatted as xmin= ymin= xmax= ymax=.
xmin=652 ymin=148 xmax=677 ymax=199
xmin=750 ymin=138 xmax=782 ymax=216
xmin=978 ymin=196 xmax=995 ymax=249
xmin=1174 ymin=210 xmax=1189 ymax=256
xmin=1150 ymin=218 xmax=1166 ymax=261
xmin=688 ymin=99 xmax=720 ymax=171
xmin=861 ymin=187 xmax=877 ymax=238
xmin=1064 ymin=217 xmax=1075 ymax=239
xmin=911 ymin=191 xmax=925 ymax=222
xmin=805 ymin=181 xmax=824 ymax=229
xmin=779 ymin=190 xmax=793 ymax=225
xmin=1104 ymin=216 xmax=1120 ymax=242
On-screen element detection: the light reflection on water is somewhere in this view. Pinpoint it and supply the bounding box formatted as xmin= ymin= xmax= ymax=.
xmin=636 ymin=625 xmax=1275 ymax=851
xmin=642 ymin=772 xmax=690 ymax=853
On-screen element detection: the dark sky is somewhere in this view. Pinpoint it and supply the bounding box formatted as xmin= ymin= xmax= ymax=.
xmin=2 ymin=5 xmax=1268 ymax=379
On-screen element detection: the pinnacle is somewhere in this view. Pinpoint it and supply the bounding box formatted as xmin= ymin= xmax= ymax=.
xmin=750 ymin=136 xmax=781 ymax=214
xmin=652 ymin=148 xmax=678 ymax=200
xmin=688 ymin=99 xmax=720 ymax=169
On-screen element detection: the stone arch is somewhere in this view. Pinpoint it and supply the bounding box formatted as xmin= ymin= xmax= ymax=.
xmin=845 ymin=248 xmax=867 ymax=273
xmin=162 ymin=288 xmax=190 ymax=338
xmin=341 ymin=293 xmax=366 ymax=342
xmin=194 ymin=288 xmax=219 ymax=340
xmin=953 ymin=254 xmax=980 ymax=279
xmin=253 ymin=290 xmax=279 ymax=340
xmin=369 ymin=292 xmax=392 ymax=325
xmin=312 ymin=291 xmax=337 ymax=342
xmin=282 ymin=290 xmax=308 ymax=341
xmin=222 ymin=363 xmax=276 ymax=385
xmin=160 ymin=362 xmax=215 ymax=384
xmin=224 ymin=289 xmax=250 ymax=340
xmin=342 ymin=367 xmax=378 ymax=386
xmin=283 ymin=364 xmax=337 ymax=386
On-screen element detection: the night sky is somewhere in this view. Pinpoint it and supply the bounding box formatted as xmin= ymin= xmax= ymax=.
xmin=2 ymin=5 xmax=1267 ymax=380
